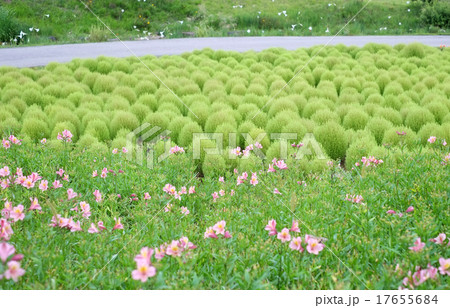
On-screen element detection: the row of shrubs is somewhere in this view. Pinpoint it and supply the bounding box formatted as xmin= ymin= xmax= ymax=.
xmin=0 ymin=44 xmax=449 ymax=175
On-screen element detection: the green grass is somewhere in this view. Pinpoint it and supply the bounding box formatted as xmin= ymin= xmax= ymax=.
xmin=0 ymin=0 xmax=448 ymax=47
xmin=0 ymin=133 xmax=449 ymax=289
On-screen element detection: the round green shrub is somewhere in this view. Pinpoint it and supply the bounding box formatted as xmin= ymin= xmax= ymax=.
xmin=404 ymin=107 xmax=435 ymax=132
xmin=77 ymin=134 xmax=99 ymax=149
xmin=382 ymin=126 xmax=417 ymax=148
xmin=92 ymin=75 xmax=118 ymax=94
xmin=215 ymin=122 xmax=239 ymax=149
xmin=204 ymin=111 xmax=236 ymax=133
xmin=143 ymin=113 xmax=170 ymax=130
xmin=417 ymin=123 xmax=445 ymax=145
xmin=112 ymin=86 xmax=137 ymax=103
xmin=178 ymin=122 xmax=203 ymax=148
xmin=366 ymin=117 xmax=393 ymax=145
xmin=51 ymin=122 xmax=78 ymax=142
xmin=311 ymin=109 xmax=340 ymax=125
xmin=129 ymin=103 xmax=151 ymax=123
xmin=345 ymin=136 xmax=378 ymax=167
xmin=202 ymin=154 xmax=227 ymax=178
xmin=168 ymin=116 xmax=192 ymax=143
xmin=342 ymin=110 xmax=369 ymax=131
xmin=85 ymin=120 xmax=111 ymax=142
xmin=110 ymin=111 xmax=140 ymax=138
xmin=21 ymin=118 xmax=50 ymax=141
xmin=247 ymin=128 xmax=270 ymax=153
xmin=188 ymin=102 xmax=210 ymax=128
xmin=136 ymin=94 xmax=158 ymax=111
xmin=135 ymin=80 xmax=158 ymax=97
xmin=267 ymin=98 xmax=299 ymax=118
xmin=375 ymin=107 xmax=403 ymax=126
xmin=314 ymin=122 xmax=348 ymax=160
xmin=281 ymin=122 xmax=307 ymax=143
xmin=425 ymin=102 xmax=449 ymax=124
xmin=0 ymin=118 xmax=21 ymax=135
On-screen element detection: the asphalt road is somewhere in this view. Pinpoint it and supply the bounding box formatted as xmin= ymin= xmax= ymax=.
xmin=0 ymin=36 xmax=449 ymax=68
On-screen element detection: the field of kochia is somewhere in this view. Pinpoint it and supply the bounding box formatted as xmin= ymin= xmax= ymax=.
xmin=0 ymin=43 xmax=449 ymax=175
xmin=0 ymin=42 xmax=449 ymax=290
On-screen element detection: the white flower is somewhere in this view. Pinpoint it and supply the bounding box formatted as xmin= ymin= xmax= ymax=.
xmin=29 ymin=27 xmax=33 ymax=31
xmin=121 ymin=9 xmax=124 ymax=13
xmin=35 ymin=28 xmax=39 ymax=32
xmin=308 ymin=26 xmax=312 ymax=31
xmin=325 ymin=27 xmax=329 ymax=33
xmin=178 ymin=21 xmax=183 ymax=24
xmin=44 ymin=14 xmax=50 ymax=18
xmin=247 ymin=29 xmax=250 ymax=33
xmin=388 ymin=16 xmax=391 ymax=19
xmin=133 ymin=25 xmax=136 ymax=29
xmin=399 ymin=22 xmax=402 ymax=25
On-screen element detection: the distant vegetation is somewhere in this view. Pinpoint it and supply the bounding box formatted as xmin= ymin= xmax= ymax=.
xmin=0 ymin=0 xmax=448 ymax=46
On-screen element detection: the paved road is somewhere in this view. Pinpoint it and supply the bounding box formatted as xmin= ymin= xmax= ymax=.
xmin=1 ymin=36 xmax=449 ymax=68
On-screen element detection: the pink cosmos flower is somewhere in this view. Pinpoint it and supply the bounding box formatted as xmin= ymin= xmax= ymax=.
xmin=396 ymin=131 xmax=406 ymax=136
xmin=0 ymin=242 xmax=15 ymax=262
xmin=212 ymin=192 xmax=219 ymax=202
xmin=144 ymin=192 xmax=151 ymax=200
xmin=427 ymin=136 xmax=436 ymax=144
xmin=69 ymin=220 xmax=82 ymax=232
xmin=290 ymin=220 xmax=300 ymax=233
xmin=132 ymin=261 xmax=156 ymax=282
xmin=56 ymin=169 xmax=65 ymax=177
xmin=254 ymin=142 xmax=263 ymax=149
xmin=213 ymin=220 xmax=226 ymax=235
xmin=113 ymin=217 xmax=123 ymax=230
xmin=57 ymin=129 xmax=73 ymax=142
xmin=97 ymin=221 xmax=107 ymax=231
xmin=2 ymin=138 xmax=11 ymax=149
xmin=273 ymin=188 xmax=281 ymax=194
xmin=79 ymin=202 xmax=91 ymax=218
xmin=277 ymin=228 xmax=291 ymax=243
xmin=219 ymin=189 xmax=225 ymax=196
xmin=29 ymin=197 xmax=41 ymax=211
xmin=92 ymin=170 xmax=98 ymax=177
xmin=4 ymin=260 xmax=25 ymax=282
xmin=289 ymin=237 xmax=304 ymax=252
xmin=122 ymin=147 xmax=128 ymax=153
xmin=39 ymin=180 xmax=48 ymax=191
xmin=241 ymin=172 xmax=248 ymax=181
xmin=386 ymin=210 xmax=396 ymax=214
xmin=181 ymin=206 xmax=190 ymax=215
xmin=219 ymin=176 xmax=225 ymax=183
xmin=67 ymin=188 xmax=77 ymax=200
xmin=250 ymin=173 xmax=258 ymax=186
xmin=40 ymin=138 xmax=47 ymax=145
xmin=112 ymin=148 xmax=118 ymax=154
xmin=224 ymin=231 xmax=232 ymax=238
xmin=179 ymin=187 xmax=187 ymax=195
xmin=438 ymin=258 xmax=450 ymax=275
xmin=155 ymin=245 xmax=166 ymax=260
xmin=430 ymin=233 xmax=446 ymax=245
xmin=306 ymin=238 xmax=325 ymax=255
xmin=204 ymin=227 xmax=218 ymax=239
xmin=409 ymin=238 xmax=425 ymax=252
xmin=275 ymin=160 xmax=287 ymax=170
xmin=267 ymin=164 xmax=276 ymax=173
xmin=265 ymin=219 xmax=277 ymax=236
xmin=134 ymin=247 xmax=154 ymax=265
xmin=166 ymin=240 xmax=182 ymax=257
xmin=52 ymin=180 xmax=63 ymax=189
xmin=11 ymin=204 xmax=25 ymax=222
xmin=93 ymin=190 xmax=102 ymax=202
xmin=188 ymin=186 xmax=195 ymax=194
xmin=0 ymin=218 xmax=13 ymax=240
xmin=88 ymin=223 xmax=99 ymax=233
xmin=1 ymin=178 xmax=10 ymax=189
xmin=0 ymin=166 xmax=10 ymax=177
xmin=230 ymin=189 xmax=235 ymax=196
xmin=180 ymin=237 xmax=197 ymax=249
xmin=23 ymin=178 xmax=34 ymax=189
xmin=405 ymin=206 xmax=414 ymax=213
xmin=164 ymin=204 xmax=173 ymax=212
xmin=443 ymin=140 xmax=447 ymax=146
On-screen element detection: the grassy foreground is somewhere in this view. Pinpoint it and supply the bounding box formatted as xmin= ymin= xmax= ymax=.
xmin=0 ymin=0 xmax=448 ymax=46
xmin=0 ymin=134 xmax=449 ymax=289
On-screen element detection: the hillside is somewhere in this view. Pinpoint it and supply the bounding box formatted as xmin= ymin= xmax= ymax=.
xmin=0 ymin=0 xmax=449 ymax=46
